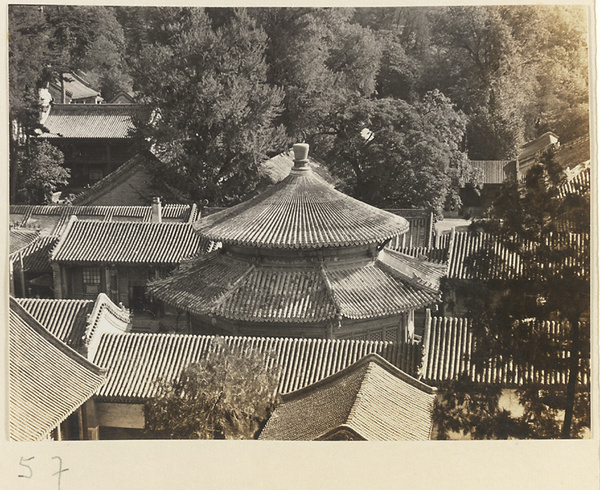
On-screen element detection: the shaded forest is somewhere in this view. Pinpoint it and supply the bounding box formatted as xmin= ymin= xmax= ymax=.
xmin=9 ymin=6 xmax=590 ymax=211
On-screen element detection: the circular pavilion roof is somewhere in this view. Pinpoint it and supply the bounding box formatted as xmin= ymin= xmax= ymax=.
xmin=194 ymin=158 xmax=409 ymax=250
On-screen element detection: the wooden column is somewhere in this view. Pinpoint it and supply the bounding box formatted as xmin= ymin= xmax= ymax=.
xmin=51 ymin=263 xmax=63 ymax=299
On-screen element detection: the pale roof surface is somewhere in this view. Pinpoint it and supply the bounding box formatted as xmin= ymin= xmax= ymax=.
xmin=8 ymin=298 xmax=106 ymax=441
xmin=259 ymin=353 xmax=436 ymax=441
xmin=194 ymin=164 xmax=409 ymax=249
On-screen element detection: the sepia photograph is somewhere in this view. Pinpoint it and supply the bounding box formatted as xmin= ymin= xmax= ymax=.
xmin=5 ymin=0 xmax=594 ymax=460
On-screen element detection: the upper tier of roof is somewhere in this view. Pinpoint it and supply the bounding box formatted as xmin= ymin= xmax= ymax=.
xmin=194 ymin=152 xmax=409 ymax=249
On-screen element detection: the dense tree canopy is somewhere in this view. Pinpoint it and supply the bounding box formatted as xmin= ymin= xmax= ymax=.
xmin=144 ymin=338 xmax=280 ymax=439
xmin=9 ymin=5 xmax=590 ymax=209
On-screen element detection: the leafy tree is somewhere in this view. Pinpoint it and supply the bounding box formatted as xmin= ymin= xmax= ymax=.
xmin=144 ymin=338 xmax=280 ymax=439
xmin=131 ymin=7 xmax=286 ymax=205
xmin=436 ymin=149 xmax=590 ymax=438
xmin=14 ymin=140 xmax=70 ymax=204
xmin=312 ymin=90 xmax=478 ymax=217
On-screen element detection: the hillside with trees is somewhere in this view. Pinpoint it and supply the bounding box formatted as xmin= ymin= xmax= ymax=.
xmin=9 ymin=5 xmax=590 ymax=212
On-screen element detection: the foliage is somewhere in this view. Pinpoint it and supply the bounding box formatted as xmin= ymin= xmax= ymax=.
xmin=14 ymin=140 xmax=70 ymax=204
xmin=144 ymin=338 xmax=280 ymax=439
xmin=131 ymin=8 xmax=286 ymax=205
xmin=435 ymin=149 xmax=590 ymax=438
xmin=312 ymin=90 xmax=477 ymax=216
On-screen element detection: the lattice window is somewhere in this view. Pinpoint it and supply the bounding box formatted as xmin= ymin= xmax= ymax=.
xmin=367 ymin=330 xmax=383 ymax=342
xmin=83 ymin=267 xmax=101 ymax=295
xmin=384 ymin=328 xmax=398 ymax=343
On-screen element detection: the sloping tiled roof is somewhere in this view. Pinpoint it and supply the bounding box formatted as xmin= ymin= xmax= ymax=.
xmin=259 ymin=353 xmax=436 ymax=441
xmin=518 ymin=131 xmax=560 ymax=162
xmin=92 ymin=333 xmax=420 ymax=402
xmin=10 ymin=204 xmax=198 ymax=235
xmin=553 ymin=135 xmax=590 ymax=170
xmin=71 ymin=152 xmax=160 ymax=205
xmin=39 ymin=104 xmax=140 ymax=139
xmin=558 ymin=161 xmax=590 ymax=198
xmin=10 ymin=235 xmax=58 ymax=273
xmin=53 ymin=72 xmax=101 ymax=100
xmin=446 ymin=231 xmax=589 ymax=281
xmin=469 ymin=160 xmax=513 ymax=185
xmin=8 ymin=298 xmax=106 ymax=441
xmin=149 ymin=250 xmax=440 ymax=323
xmin=420 ymin=315 xmax=590 ymax=386
xmin=10 ymin=229 xmax=40 ymax=254
xmin=51 ymin=218 xmax=206 ymax=265
xmin=16 ymin=294 xmax=131 ymax=355
xmin=194 ymin=164 xmax=409 ymax=249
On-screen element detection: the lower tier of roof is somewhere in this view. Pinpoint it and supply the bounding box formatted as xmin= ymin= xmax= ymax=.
xmin=149 ymin=249 xmax=443 ymax=325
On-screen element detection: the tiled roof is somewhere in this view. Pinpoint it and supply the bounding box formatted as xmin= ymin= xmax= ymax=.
xmin=392 ymin=246 xmax=448 ymax=263
xmin=258 ymin=149 xmax=337 ymax=185
xmin=10 ymin=204 xmax=198 ymax=235
xmin=53 ymin=72 xmax=101 ymax=100
xmin=92 ymin=333 xmax=420 ymax=402
xmin=8 ymin=298 xmax=106 ymax=441
xmin=71 ymin=152 xmax=160 ymax=205
xmin=469 ymin=160 xmax=513 ymax=185
xmin=10 ymin=236 xmax=58 ymax=273
xmin=51 ymin=218 xmax=206 ymax=265
xmin=194 ymin=165 xmax=409 ymax=249
xmin=420 ymin=315 xmax=590 ymax=386
xmin=558 ymin=161 xmax=590 ymax=198
xmin=150 ymin=251 xmax=440 ymax=323
xmin=259 ymin=353 xmax=436 ymax=441
xmin=10 ymin=229 xmax=40 ymax=254
xmin=15 ymin=294 xmax=131 ymax=355
xmin=446 ymin=231 xmax=589 ymax=281
xmin=518 ymin=131 xmax=560 ymax=162
xmin=38 ymin=104 xmax=140 ymax=139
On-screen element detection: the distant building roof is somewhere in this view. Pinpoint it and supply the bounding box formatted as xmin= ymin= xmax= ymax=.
xmin=195 ymin=160 xmax=409 ymax=250
xmin=259 ymin=353 xmax=436 ymax=441
xmin=108 ymin=91 xmax=136 ymax=104
xmin=8 ymin=298 xmax=106 ymax=441
xmin=39 ymin=104 xmax=140 ymax=139
xmin=150 ymin=249 xmax=442 ymax=323
xmin=92 ymin=333 xmax=420 ymax=403
xmin=71 ymin=151 xmax=160 ymax=205
xmin=420 ymin=315 xmax=590 ymax=386
xmin=16 ymin=293 xmax=131 ymax=356
xmin=518 ymin=131 xmax=560 ymax=162
xmin=445 ymin=231 xmax=588 ymax=281
xmin=10 ymin=229 xmax=40 ymax=254
xmin=52 ymin=218 xmax=209 ymax=266
xmin=558 ymin=161 xmax=590 ymax=198
xmin=50 ymin=72 xmax=102 ymax=101
xmin=10 ymin=203 xmax=199 ymax=236
xmin=469 ymin=160 xmax=514 ymax=185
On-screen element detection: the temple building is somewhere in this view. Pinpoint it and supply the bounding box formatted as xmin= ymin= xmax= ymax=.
xmin=150 ymin=144 xmax=445 ymax=341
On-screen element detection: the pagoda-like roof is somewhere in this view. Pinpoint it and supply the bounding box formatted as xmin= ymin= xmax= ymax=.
xmin=194 ymin=151 xmax=409 ymax=249
xmin=149 ymin=249 xmax=443 ymax=323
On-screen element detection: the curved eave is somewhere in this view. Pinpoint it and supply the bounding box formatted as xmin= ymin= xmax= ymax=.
xmin=150 ymin=252 xmax=441 ymax=324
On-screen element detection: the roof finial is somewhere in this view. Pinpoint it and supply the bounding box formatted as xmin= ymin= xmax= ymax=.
xmin=293 ymin=143 xmax=309 ymax=170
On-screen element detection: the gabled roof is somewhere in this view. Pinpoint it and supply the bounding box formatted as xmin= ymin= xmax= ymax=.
xmin=518 ymin=131 xmax=560 ymax=162
xmin=10 ymin=228 xmax=40 ymax=254
xmin=149 ymin=249 xmax=441 ymax=323
xmin=8 ymin=298 xmax=106 ymax=441
xmin=51 ymin=72 xmax=101 ymax=101
xmin=194 ymin=164 xmax=409 ymax=249
xmin=92 ymin=333 xmax=420 ymax=402
xmin=419 ymin=315 xmax=590 ymax=386
xmin=52 ymin=218 xmax=207 ymax=265
xmin=10 ymin=203 xmax=200 ymax=236
xmin=552 ymin=135 xmax=590 ymax=170
xmin=469 ymin=160 xmax=514 ymax=185
xmin=259 ymin=353 xmax=436 ymax=441
xmin=10 ymin=235 xmax=58 ymax=273
xmin=71 ymin=151 xmax=160 ymax=205
xmin=38 ymin=104 xmax=140 ymax=139
xmin=16 ymin=293 xmax=131 ymax=355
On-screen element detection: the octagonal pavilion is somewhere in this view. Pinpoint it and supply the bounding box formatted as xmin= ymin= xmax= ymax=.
xmin=150 ymin=144 xmax=444 ymax=341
